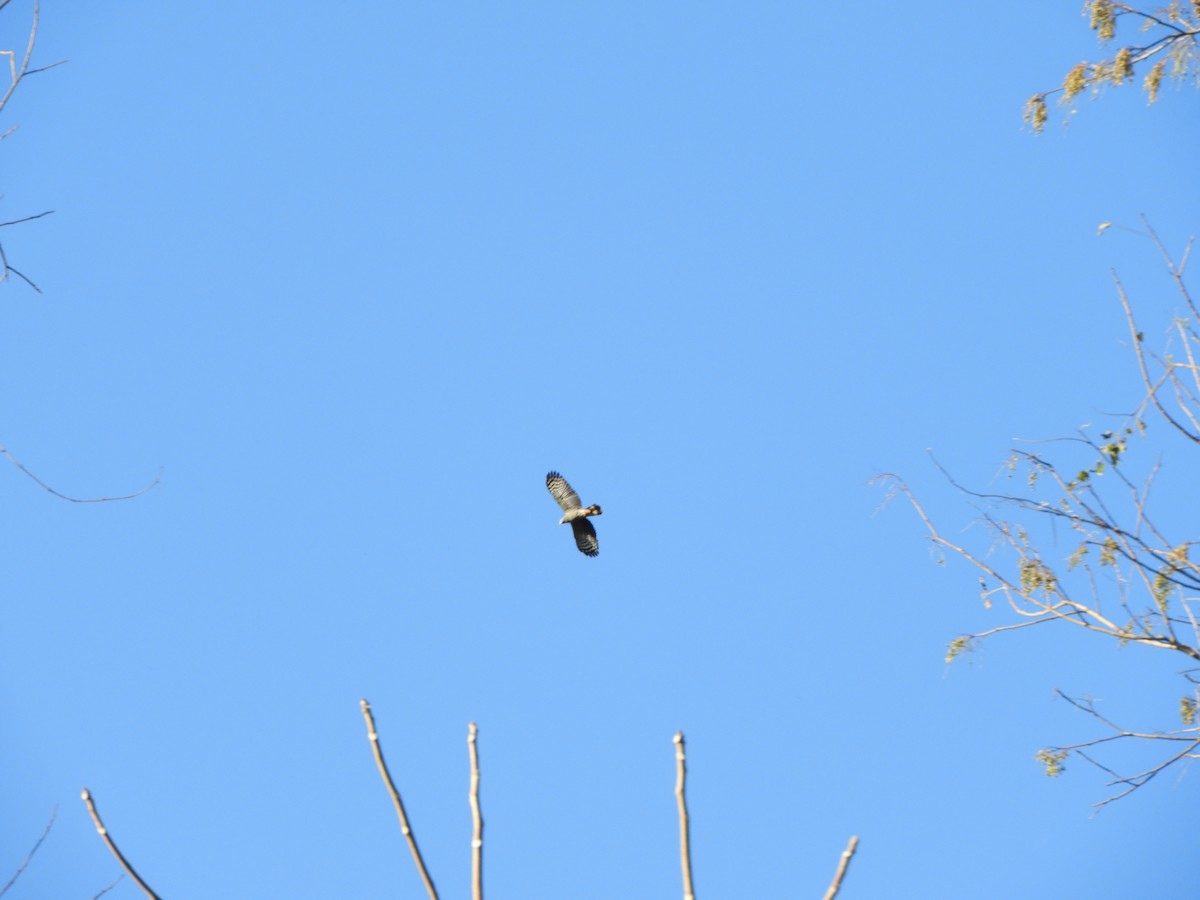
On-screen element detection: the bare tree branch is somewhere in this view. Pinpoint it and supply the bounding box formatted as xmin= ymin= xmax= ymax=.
xmin=0 ymin=209 xmax=52 ymax=227
xmin=0 ymin=0 xmax=41 ymax=118
xmin=0 ymin=0 xmax=65 ymax=119
xmin=90 ymin=874 xmax=125 ymax=900
xmin=0 ymin=444 xmax=162 ymax=502
xmin=80 ymin=789 xmax=159 ymax=900
xmin=673 ymin=731 xmax=695 ymax=900
xmin=823 ymin=835 xmax=859 ymax=900
xmin=359 ymin=699 xmax=439 ymax=900
xmin=467 ymin=722 xmax=483 ymax=900
xmin=0 ymin=241 xmax=41 ymax=291
xmin=0 ymin=805 xmax=55 ymax=897
xmin=1115 ymin=272 xmax=1199 ymax=443
xmin=22 ymin=57 xmax=64 ymax=77
xmin=0 ymin=1 xmax=65 ymax=286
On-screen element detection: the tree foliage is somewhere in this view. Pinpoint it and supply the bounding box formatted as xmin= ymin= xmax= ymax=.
xmin=1024 ymin=1 xmax=1200 ymax=132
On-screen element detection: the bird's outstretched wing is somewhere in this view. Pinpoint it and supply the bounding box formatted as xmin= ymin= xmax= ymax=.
xmin=546 ymin=471 xmax=582 ymax=512
xmin=570 ymin=517 xmax=599 ymax=557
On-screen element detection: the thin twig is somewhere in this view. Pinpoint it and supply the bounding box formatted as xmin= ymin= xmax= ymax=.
xmin=1115 ymin=271 xmax=1199 ymax=442
xmin=0 ymin=209 xmax=53 ymax=227
xmin=1092 ymin=738 xmax=1200 ymax=810
xmin=673 ymin=731 xmax=695 ymax=900
xmin=22 ymin=58 xmax=65 ymax=77
xmin=90 ymin=874 xmax=125 ymax=900
xmin=80 ymin=789 xmax=159 ymax=900
xmin=0 ymin=445 xmax=162 ymax=502
xmin=0 ymin=0 xmax=66 ymax=292
xmin=0 ymin=242 xmax=42 ymax=292
xmin=823 ymin=835 xmax=859 ymax=900
xmin=359 ymin=699 xmax=439 ymax=900
xmin=467 ymin=722 xmax=483 ymax=900
xmin=0 ymin=806 xmax=56 ymax=897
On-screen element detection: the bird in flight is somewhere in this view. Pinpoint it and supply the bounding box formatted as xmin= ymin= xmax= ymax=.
xmin=546 ymin=471 xmax=602 ymax=557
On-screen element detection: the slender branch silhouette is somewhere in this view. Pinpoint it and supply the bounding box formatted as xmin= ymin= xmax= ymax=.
xmin=823 ymin=835 xmax=859 ymax=900
xmin=0 ymin=240 xmax=41 ymax=290
xmin=90 ymin=874 xmax=125 ymax=900
xmin=0 ymin=210 xmax=53 ymax=228
xmin=0 ymin=445 xmax=161 ymax=502
xmin=0 ymin=806 xmax=55 ymax=897
xmin=1 ymin=0 xmax=65 ymax=288
xmin=80 ymin=789 xmax=159 ymax=900
xmin=0 ymin=0 xmax=61 ymax=118
xmin=673 ymin=731 xmax=695 ymax=900
xmin=360 ymin=699 xmax=439 ymax=900
xmin=467 ymin=722 xmax=483 ymax=900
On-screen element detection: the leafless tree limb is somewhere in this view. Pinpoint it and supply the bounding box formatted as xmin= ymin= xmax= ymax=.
xmin=0 ymin=1 xmax=64 ymax=108
xmin=673 ymin=731 xmax=695 ymax=900
xmin=0 ymin=1 xmax=65 ymax=117
xmin=21 ymin=57 xmax=64 ymax=77
xmin=0 ymin=209 xmax=52 ymax=227
xmin=0 ymin=240 xmax=41 ymax=291
xmin=0 ymin=1 xmax=65 ymax=285
xmin=90 ymin=874 xmax=125 ymax=900
xmin=467 ymin=722 xmax=483 ymax=900
xmin=0 ymin=805 xmax=55 ymax=897
xmin=359 ymin=699 xmax=439 ymax=900
xmin=0 ymin=444 xmax=162 ymax=502
xmin=0 ymin=0 xmax=39 ymax=117
xmin=80 ymin=789 xmax=159 ymax=900
xmin=822 ymin=835 xmax=859 ymax=900
xmin=0 ymin=31 xmax=158 ymax=504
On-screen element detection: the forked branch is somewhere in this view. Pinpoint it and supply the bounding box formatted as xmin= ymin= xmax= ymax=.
xmin=0 ymin=0 xmax=67 ymax=122
xmin=1 ymin=1 xmax=66 ymax=291
xmin=1042 ymin=690 xmax=1200 ymax=809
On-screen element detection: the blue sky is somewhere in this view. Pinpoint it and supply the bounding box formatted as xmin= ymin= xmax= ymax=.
xmin=3 ymin=2 xmax=1198 ymax=897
